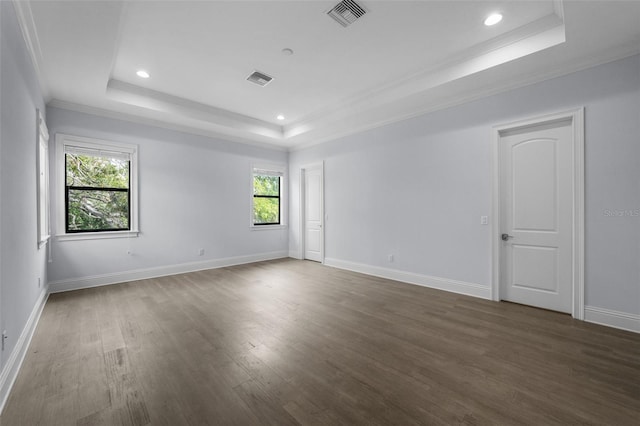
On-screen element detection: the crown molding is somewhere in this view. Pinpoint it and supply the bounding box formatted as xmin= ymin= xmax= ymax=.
xmin=12 ymin=0 xmax=50 ymax=101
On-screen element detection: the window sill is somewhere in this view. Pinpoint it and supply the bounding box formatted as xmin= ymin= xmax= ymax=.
xmin=56 ymin=230 xmax=140 ymax=241
xmin=250 ymin=225 xmax=287 ymax=231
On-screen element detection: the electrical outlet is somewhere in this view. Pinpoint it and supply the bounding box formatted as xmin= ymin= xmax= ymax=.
xmin=198 ymin=248 xmax=205 ymax=256
xmin=480 ymin=216 xmax=489 ymax=225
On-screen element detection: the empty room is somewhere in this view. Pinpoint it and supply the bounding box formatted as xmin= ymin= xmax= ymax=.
xmin=1 ymin=0 xmax=639 ymax=424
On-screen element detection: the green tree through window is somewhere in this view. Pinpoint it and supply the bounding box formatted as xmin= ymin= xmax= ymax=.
xmin=65 ymin=153 xmax=130 ymax=232
xmin=253 ymin=174 xmax=281 ymax=225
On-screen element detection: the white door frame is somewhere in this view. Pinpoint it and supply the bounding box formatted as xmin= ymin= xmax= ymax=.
xmin=299 ymin=162 xmax=325 ymax=263
xmin=491 ymin=108 xmax=585 ymax=319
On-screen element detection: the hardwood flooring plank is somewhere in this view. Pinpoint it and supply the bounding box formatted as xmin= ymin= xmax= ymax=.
xmin=2 ymin=259 xmax=639 ymax=425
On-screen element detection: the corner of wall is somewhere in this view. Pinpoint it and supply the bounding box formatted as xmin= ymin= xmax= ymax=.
xmin=288 ymin=250 xmax=302 ymax=260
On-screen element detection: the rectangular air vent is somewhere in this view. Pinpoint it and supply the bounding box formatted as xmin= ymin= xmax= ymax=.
xmin=246 ymin=70 xmax=273 ymax=87
xmin=327 ymin=0 xmax=366 ymax=27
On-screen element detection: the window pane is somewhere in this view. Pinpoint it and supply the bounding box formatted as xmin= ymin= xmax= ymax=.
xmin=253 ymin=175 xmax=279 ymax=196
xmin=253 ymin=197 xmax=280 ymax=224
xmin=67 ymin=189 xmax=129 ymax=231
xmin=66 ymin=154 xmax=129 ymax=188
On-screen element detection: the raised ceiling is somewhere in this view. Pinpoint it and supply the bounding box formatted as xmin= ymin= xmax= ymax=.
xmin=15 ymin=1 xmax=640 ymax=149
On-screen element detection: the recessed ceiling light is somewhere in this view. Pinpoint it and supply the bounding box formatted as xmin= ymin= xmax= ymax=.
xmin=277 ymin=115 xmax=285 ymax=121
xmin=136 ymin=70 xmax=150 ymax=79
xmin=484 ymin=13 xmax=503 ymax=26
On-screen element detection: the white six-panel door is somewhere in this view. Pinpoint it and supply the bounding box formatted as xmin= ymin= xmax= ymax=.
xmin=499 ymin=120 xmax=573 ymax=313
xmin=304 ymin=166 xmax=323 ymax=262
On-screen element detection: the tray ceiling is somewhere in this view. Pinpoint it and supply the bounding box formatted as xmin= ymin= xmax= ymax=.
xmin=15 ymin=0 xmax=640 ymax=149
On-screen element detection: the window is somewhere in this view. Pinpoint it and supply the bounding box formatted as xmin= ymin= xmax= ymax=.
xmin=36 ymin=110 xmax=50 ymax=247
xmin=252 ymin=165 xmax=285 ymax=227
xmin=56 ymin=134 xmax=138 ymax=239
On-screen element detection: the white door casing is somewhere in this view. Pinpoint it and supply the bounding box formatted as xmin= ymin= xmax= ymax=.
xmin=492 ymin=109 xmax=585 ymax=318
xmin=302 ymin=164 xmax=323 ymax=262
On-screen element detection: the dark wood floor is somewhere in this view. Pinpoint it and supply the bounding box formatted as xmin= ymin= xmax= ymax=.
xmin=2 ymin=259 xmax=639 ymax=425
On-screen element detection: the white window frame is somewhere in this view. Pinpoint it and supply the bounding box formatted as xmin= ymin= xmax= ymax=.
xmin=36 ymin=110 xmax=50 ymax=248
xmin=251 ymin=163 xmax=287 ymax=230
xmin=55 ymin=134 xmax=139 ymax=241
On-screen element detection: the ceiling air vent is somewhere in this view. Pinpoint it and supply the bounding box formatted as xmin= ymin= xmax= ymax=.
xmin=327 ymin=0 xmax=366 ymax=27
xmin=246 ymin=70 xmax=274 ymax=87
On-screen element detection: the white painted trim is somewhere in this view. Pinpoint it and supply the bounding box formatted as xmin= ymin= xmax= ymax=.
xmin=297 ymin=170 xmax=304 ymax=260
xmin=11 ymin=0 xmax=50 ymax=100
xmin=250 ymin=162 xmax=288 ymax=228
xmin=325 ymin=258 xmax=491 ymax=300
xmin=48 ymin=251 xmax=288 ymax=293
xmin=491 ymin=108 xmax=585 ymax=319
xmin=572 ymin=109 xmax=585 ymax=320
xmin=36 ymin=109 xmax=50 ymax=248
xmin=249 ymin=225 xmax=287 ymax=231
xmin=56 ymin=230 xmax=139 ymax=241
xmin=490 ymin=125 xmax=501 ymax=302
xmin=54 ymin=133 xmax=139 ymax=238
xmin=584 ymin=306 xmax=640 ymax=334
xmin=299 ymin=162 xmax=324 ymax=263
xmin=0 ymin=289 xmax=49 ymax=414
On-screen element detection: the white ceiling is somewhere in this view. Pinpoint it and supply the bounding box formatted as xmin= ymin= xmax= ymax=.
xmin=15 ymin=0 xmax=640 ymax=150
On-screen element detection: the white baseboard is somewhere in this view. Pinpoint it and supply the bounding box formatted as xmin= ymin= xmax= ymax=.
xmin=49 ymin=251 xmax=289 ymax=293
xmin=324 ymin=258 xmax=491 ymax=299
xmin=0 ymin=288 xmax=49 ymax=414
xmin=584 ymin=306 xmax=640 ymax=333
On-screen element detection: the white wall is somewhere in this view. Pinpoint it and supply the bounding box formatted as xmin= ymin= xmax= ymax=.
xmin=289 ymin=54 xmax=640 ymax=321
xmin=46 ymin=107 xmax=289 ymax=289
xmin=0 ymin=0 xmax=48 ymax=399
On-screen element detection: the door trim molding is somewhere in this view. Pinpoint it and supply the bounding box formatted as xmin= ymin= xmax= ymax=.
xmin=299 ymin=162 xmax=325 ymax=263
xmin=491 ymin=108 xmax=585 ymax=319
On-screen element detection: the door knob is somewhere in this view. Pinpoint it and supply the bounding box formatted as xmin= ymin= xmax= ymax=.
xmin=501 ymin=233 xmax=514 ymax=241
